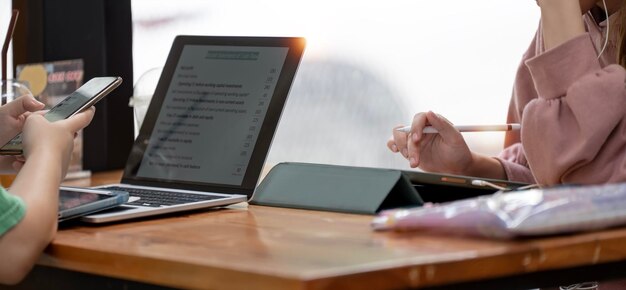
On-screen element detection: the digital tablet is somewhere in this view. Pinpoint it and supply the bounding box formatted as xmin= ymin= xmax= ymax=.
xmin=58 ymin=186 xmax=129 ymax=222
xmin=401 ymin=170 xmax=531 ymax=204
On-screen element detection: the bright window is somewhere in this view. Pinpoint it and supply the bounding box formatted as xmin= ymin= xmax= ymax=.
xmin=132 ymin=0 xmax=540 ymax=169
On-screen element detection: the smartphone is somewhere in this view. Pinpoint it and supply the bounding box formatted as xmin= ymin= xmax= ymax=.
xmin=0 ymin=76 xmax=122 ymax=155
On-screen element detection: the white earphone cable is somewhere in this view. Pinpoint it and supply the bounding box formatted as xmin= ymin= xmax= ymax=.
xmin=597 ymin=0 xmax=610 ymax=58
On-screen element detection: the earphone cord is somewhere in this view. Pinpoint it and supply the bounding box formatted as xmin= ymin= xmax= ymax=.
xmin=597 ymin=0 xmax=610 ymax=58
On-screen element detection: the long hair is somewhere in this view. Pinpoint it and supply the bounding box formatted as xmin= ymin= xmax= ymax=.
xmin=617 ymin=1 xmax=626 ymax=66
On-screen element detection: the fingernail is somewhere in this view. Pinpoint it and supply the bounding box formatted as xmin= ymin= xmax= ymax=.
xmin=410 ymin=157 xmax=417 ymax=167
xmin=31 ymin=99 xmax=44 ymax=106
xmin=412 ymin=133 xmax=419 ymax=142
xmin=391 ymin=144 xmax=398 ymax=152
xmin=401 ymin=148 xmax=408 ymax=158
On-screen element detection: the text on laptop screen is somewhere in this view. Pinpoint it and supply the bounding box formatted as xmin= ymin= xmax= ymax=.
xmin=136 ymin=45 xmax=289 ymax=185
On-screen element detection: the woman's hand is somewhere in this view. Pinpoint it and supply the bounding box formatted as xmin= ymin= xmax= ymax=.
xmin=0 ymin=95 xmax=45 ymax=144
xmin=387 ymin=111 xmax=508 ymax=179
xmin=0 ymin=95 xmax=45 ymax=173
xmin=20 ymin=107 xmax=95 ymax=180
xmin=387 ymin=111 xmax=474 ymax=175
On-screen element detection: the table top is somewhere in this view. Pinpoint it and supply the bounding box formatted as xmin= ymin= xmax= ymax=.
xmin=46 ymin=171 xmax=626 ymax=290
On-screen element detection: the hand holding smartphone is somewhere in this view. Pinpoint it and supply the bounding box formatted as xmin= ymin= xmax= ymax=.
xmin=0 ymin=76 xmax=122 ymax=155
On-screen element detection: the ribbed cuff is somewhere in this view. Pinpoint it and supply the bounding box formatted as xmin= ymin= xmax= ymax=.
xmin=494 ymin=157 xmax=537 ymax=184
xmin=525 ymin=33 xmax=602 ymax=99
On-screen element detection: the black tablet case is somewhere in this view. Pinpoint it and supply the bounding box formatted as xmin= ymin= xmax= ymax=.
xmin=250 ymin=162 xmax=524 ymax=215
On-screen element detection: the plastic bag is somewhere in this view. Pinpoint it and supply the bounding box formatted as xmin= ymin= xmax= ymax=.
xmin=372 ymin=182 xmax=626 ymax=239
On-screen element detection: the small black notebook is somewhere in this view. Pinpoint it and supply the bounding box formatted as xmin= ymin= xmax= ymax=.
xmin=250 ymin=162 xmax=529 ymax=215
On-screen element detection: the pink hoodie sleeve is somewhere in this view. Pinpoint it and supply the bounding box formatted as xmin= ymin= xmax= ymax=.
xmin=522 ymin=33 xmax=626 ymax=185
xmin=495 ymin=28 xmax=542 ymax=184
xmin=496 ymin=143 xmax=536 ymax=183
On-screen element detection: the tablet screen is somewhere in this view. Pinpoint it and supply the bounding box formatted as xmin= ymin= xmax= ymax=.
xmin=135 ymin=45 xmax=288 ymax=185
xmin=122 ymin=36 xmax=305 ymax=196
xmin=59 ymin=189 xmax=112 ymax=211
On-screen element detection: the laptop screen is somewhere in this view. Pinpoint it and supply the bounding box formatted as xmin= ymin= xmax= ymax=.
xmin=123 ymin=36 xmax=305 ymax=195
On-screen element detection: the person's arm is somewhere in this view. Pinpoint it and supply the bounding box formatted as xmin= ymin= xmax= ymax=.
xmin=0 ymin=108 xmax=94 ymax=284
xmin=522 ymin=34 xmax=626 ymax=185
xmin=516 ymin=0 xmax=626 ymax=185
xmin=0 ymin=148 xmax=63 ymax=284
xmin=498 ymin=0 xmax=610 ymax=185
xmin=537 ymin=0 xmax=587 ymax=50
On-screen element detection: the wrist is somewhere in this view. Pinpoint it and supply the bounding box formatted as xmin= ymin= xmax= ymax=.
xmin=464 ymin=153 xmax=507 ymax=180
xmin=25 ymin=148 xmax=66 ymax=181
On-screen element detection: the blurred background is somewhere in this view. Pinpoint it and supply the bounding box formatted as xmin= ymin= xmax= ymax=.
xmin=1 ymin=0 xmax=541 ymax=171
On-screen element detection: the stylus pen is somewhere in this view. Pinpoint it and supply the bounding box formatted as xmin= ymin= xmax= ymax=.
xmin=396 ymin=123 xmax=521 ymax=134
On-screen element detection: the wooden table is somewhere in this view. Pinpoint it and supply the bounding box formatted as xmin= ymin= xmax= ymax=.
xmin=6 ymin=171 xmax=626 ymax=290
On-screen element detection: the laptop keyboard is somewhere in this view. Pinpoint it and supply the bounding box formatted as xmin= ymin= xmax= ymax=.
xmin=103 ymin=186 xmax=224 ymax=207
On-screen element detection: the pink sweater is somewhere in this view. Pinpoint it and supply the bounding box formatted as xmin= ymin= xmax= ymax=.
xmin=497 ymin=13 xmax=626 ymax=186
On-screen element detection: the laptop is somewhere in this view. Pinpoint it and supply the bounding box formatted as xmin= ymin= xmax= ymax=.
xmin=82 ymin=35 xmax=306 ymax=223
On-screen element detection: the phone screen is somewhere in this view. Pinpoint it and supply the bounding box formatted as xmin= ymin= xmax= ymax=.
xmin=45 ymin=77 xmax=121 ymax=122
xmin=0 ymin=76 xmax=122 ymax=155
